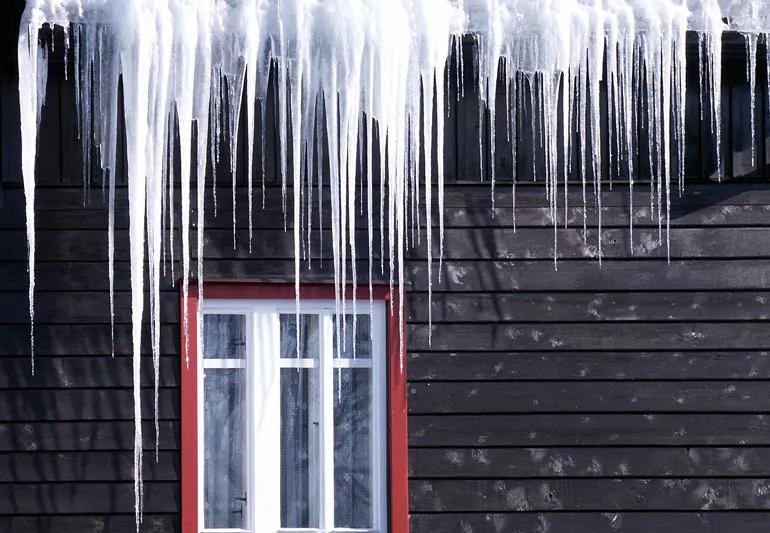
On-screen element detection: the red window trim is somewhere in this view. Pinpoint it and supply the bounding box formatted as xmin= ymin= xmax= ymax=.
xmin=180 ymin=281 xmax=408 ymax=533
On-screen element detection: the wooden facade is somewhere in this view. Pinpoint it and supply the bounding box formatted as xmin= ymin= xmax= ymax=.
xmin=3 ymin=1 xmax=770 ymax=531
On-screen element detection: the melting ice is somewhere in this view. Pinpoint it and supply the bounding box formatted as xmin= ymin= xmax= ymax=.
xmin=16 ymin=0 xmax=770 ymax=527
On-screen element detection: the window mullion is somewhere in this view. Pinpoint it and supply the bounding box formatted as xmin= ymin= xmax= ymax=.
xmin=372 ymin=302 xmax=387 ymax=532
xmin=246 ymin=310 xmax=255 ymax=532
xmin=321 ymin=312 xmax=335 ymax=532
xmin=251 ymin=311 xmax=281 ymax=531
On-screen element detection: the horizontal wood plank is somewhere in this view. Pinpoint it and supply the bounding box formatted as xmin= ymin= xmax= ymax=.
xmin=408 ymin=292 xmax=770 ymax=323
xmin=8 ymin=290 xmax=770 ymax=325
xmin=407 ymin=351 xmax=770 ymax=381
xmin=0 ymin=325 xmax=178 ymax=356
xmin=408 ymin=381 xmax=770 ymax=414
xmin=408 ymin=260 xmax=770 ymax=292
xmin=410 ymin=414 xmax=770 ymax=446
xmin=0 ymin=291 xmax=179 ymax=325
xmin=0 ymin=356 xmax=179 ymax=388
xmin=4 ymin=226 xmax=770 ymax=261
xmin=0 ymin=451 xmax=179 ymax=482
xmin=6 ymin=195 xmax=770 ymax=231
xmin=410 ymin=512 xmax=770 ymax=533
xmin=410 ymin=478 xmax=770 ymax=511
xmin=0 ymin=482 xmax=178 ymax=514
xmin=0 ymin=421 xmax=179 ymax=451
xmin=409 ymin=323 xmax=770 ymax=351
xmin=7 ymin=203 xmax=770 ymax=230
xmin=409 ymin=227 xmax=770 ymax=260
xmin=434 ymin=204 xmax=770 ymax=228
xmin=0 ymin=389 xmax=178 ymax=421
xmin=6 ymin=182 xmax=770 ymax=210
xmin=0 ymin=516 xmax=178 ymax=533
xmin=5 ymin=259 xmax=770 ymax=292
xmin=409 ymin=447 xmax=770 ymax=478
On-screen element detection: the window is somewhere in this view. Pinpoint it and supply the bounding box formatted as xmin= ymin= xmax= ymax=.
xmin=181 ymin=283 xmax=408 ymax=533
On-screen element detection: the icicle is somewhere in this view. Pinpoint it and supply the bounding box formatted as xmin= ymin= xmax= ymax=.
xmin=161 ymin=114 xmax=170 ymax=277
xmin=173 ymin=1 xmax=198 ymax=377
xmin=74 ymin=23 xmax=81 ymax=139
xmin=168 ymin=113 xmax=175 ymax=282
xmin=18 ymin=15 xmax=50 ymax=374
xmin=619 ymin=15 xmax=635 ymax=251
xmin=101 ymin=27 xmax=120 ymax=361
xmin=720 ymin=0 xmax=768 ymax=172
xmin=765 ymin=31 xmax=770 ymax=125
xmin=77 ymin=24 xmax=93 ymax=203
xmin=745 ymin=32 xmax=758 ymax=166
xmin=193 ymin=2 xmax=213 ymax=374
xmin=365 ymin=54 xmax=374 ymax=305
xmin=286 ymin=1 xmax=309 ymax=361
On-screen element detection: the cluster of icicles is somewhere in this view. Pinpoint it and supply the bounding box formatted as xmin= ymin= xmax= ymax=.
xmin=16 ymin=0 xmax=770 ymax=528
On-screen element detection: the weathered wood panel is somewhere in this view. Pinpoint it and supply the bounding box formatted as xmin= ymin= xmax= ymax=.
xmin=0 ymin=516 xmax=177 ymax=533
xmin=408 ymin=292 xmax=770 ymax=322
xmin=7 ymin=225 xmax=770 ymax=262
xmin=0 ymin=451 xmax=179 ymax=482
xmin=0 ymin=389 xmax=179 ymax=421
xmin=410 ymin=512 xmax=770 ymax=533
xmin=7 ymin=258 xmax=770 ymax=292
xmin=409 ymin=447 xmax=770 ymax=478
xmin=8 ymin=182 xmax=770 ymax=227
xmin=408 ymin=351 xmax=770 ymax=381
xmin=8 ymin=222 xmax=770 ymax=261
xmin=408 ymin=381 xmax=770 ymax=414
xmin=0 ymin=325 xmax=178 ymax=356
xmin=409 ymin=322 xmax=770 ymax=351
xmin=0 ymin=482 xmax=179 ymax=514
xmin=407 ymin=260 xmax=770 ymax=291
xmin=7 ymin=200 xmax=770 ymax=230
xmin=0 ymin=356 xmax=179 ymax=388
xmin=7 ymin=289 xmax=770 ymax=325
xmin=410 ymin=414 xmax=770 ymax=446
xmin=0 ymin=292 xmax=179 ymax=325
xmin=410 ymin=478 xmax=770 ymax=511
xmin=0 ymin=421 xmax=179 ymax=451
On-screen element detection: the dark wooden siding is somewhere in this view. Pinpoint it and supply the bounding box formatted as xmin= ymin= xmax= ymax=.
xmin=3 ymin=2 xmax=770 ymax=531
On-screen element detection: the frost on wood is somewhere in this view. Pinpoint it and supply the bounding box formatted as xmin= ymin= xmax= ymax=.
xmin=16 ymin=0 xmax=770 ymax=528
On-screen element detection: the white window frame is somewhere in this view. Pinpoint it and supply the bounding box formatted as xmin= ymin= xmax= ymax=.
xmin=199 ymin=299 xmax=388 ymax=533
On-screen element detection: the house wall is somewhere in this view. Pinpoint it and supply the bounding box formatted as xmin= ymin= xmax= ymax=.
xmin=2 ymin=2 xmax=770 ymax=531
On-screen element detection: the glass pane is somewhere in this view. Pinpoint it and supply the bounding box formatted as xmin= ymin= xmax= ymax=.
xmin=333 ymin=314 xmax=372 ymax=358
xmin=334 ymin=368 xmax=373 ymax=528
xmin=280 ymin=314 xmax=320 ymax=359
xmin=203 ymin=314 xmax=246 ymax=359
xmin=281 ymin=368 xmax=320 ymax=528
xmin=204 ymin=368 xmax=246 ymax=529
